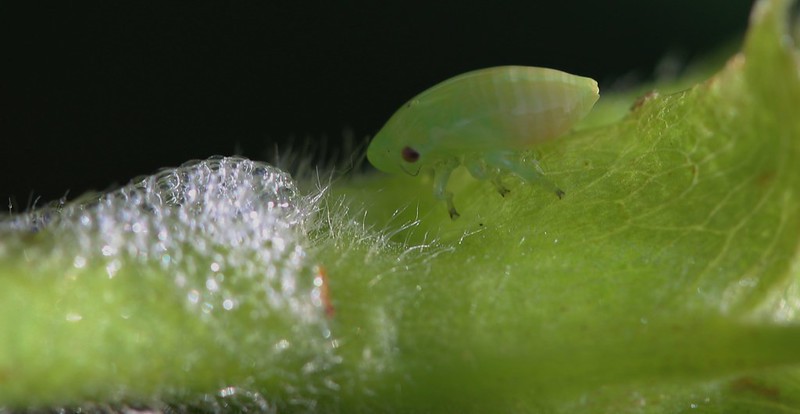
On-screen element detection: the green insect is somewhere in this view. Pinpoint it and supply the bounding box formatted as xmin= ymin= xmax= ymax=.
xmin=367 ymin=66 xmax=599 ymax=219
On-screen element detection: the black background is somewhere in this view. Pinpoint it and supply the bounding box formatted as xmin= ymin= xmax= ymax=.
xmin=2 ymin=1 xmax=754 ymax=209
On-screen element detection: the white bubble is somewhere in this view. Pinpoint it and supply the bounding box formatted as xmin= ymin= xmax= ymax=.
xmin=73 ymin=255 xmax=87 ymax=269
xmin=205 ymin=278 xmax=219 ymax=292
xmin=187 ymin=290 xmax=200 ymax=304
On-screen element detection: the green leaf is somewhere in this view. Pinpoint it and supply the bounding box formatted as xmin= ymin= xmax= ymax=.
xmin=324 ymin=0 xmax=800 ymax=411
xmin=1 ymin=0 xmax=799 ymax=412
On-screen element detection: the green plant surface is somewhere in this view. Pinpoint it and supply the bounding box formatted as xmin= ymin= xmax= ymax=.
xmin=322 ymin=0 xmax=800 ymax=411
xmin=1 ymin=0 xmax=799 ymax=412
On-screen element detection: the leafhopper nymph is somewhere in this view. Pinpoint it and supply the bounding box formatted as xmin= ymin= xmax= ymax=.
xmin=367 ymin=66 xmax=599 ymax=218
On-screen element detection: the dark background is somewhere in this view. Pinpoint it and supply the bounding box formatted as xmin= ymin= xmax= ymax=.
xmin=2 ymin=1 xmax=754 ymax=209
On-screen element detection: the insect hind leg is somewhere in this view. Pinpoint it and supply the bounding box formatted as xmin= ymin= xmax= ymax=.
xmin=484 ymin=151 xmax=564 ymax=198
xmin=464 ymin=158 xmax=510 ymax=197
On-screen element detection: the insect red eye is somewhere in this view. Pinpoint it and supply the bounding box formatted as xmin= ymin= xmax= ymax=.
xmin=401 ymin=146 xmax=420 ymax=163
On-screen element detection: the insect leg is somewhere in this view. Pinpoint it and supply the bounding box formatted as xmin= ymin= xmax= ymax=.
xmin=484 ymin=151 xmax=565 ymax=198
xmin=464 ymin=158 xmax=509 ymax=197
xmin=433 ymin=160 xmax=460 ymax=219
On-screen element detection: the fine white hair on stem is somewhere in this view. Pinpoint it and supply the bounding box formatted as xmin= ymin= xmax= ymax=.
xmin=269 ymin=129 xmax=371 ymax=184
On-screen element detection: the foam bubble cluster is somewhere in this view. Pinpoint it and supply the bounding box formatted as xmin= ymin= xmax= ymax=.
xmin=0 ymin=156 xmax=337 ymax=411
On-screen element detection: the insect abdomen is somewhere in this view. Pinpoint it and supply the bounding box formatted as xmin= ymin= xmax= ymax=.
xmin=424 ymin=66 xmax=599 ymax=150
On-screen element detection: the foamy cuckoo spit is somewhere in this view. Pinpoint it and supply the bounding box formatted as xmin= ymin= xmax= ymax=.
xmin=0 ymin=156 xmax=340 ymax=412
